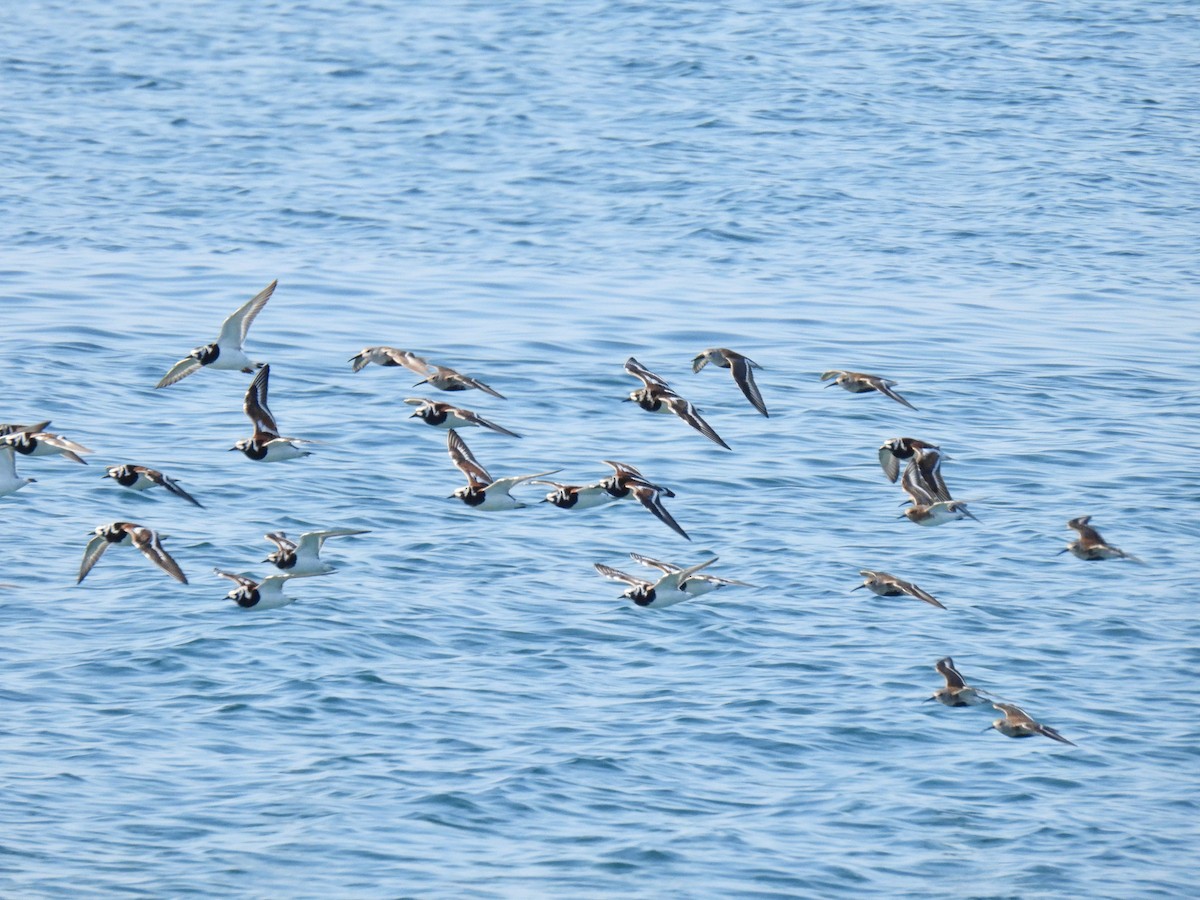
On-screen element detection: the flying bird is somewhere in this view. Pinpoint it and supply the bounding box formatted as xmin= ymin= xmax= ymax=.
xmin=156 ymin=280 xmax=276 ymax=388
xmin=623 ymin=357 xmax=730 ymax=450
xmin=231 ymin=365 xmax=314 ymax=461
xmin=821 ymin=370 xmax=917 ymax=410
xmin=986 ymin=703 xmax=1076 ymax=746
xmin=445 ymin=429 xmax=555 ymax=510
xmin=691 ymin=348 xmax=768 ymax=417
xmin=213 ymin=569 xmax=328 ymax=610
xmin=926 ymin=657 xmax=988 ymax=706
xmin=263 ymin=528 xmax=371 ymax=575
xmin=593 ymin=557 xmax=718 ymax=608
xmin=405 ymin=398 xmax=520 ymax=437
xmin=1059 ymin=516 xmax=1142 ymax=562
xmin=104 ymin=465 xmax=203 ymax=507
xmin=78 ymin=522 xmax=188 ymax=584
xmin=852 ymin=570 xmax=945 ymax=609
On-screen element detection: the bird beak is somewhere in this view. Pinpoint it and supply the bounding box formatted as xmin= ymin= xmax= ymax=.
xmin=850 ymin=584 xmax=866 ymax=591
xmin=409 ymin=412 xmax=420 ymax=418
xmin=823 ymin=381 xmax=838 ymax=389
xmin=621 ymin=397 xmax=632 ymax=402
xmin=922 ymin=696 xmax=935 ymax=703
xmin=1055 ymin=548 xmax=1069 ymax=555
xmin=981 ymin=724 xmax=995 ymax=733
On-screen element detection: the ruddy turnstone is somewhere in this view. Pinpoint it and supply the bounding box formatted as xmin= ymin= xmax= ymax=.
xmin=104 ymin=464 xmax=203 ymax=507
xmin=77 ymin=522 xmax=188 ymax=584
xmin=231 ymin=365 xmax=314 ymax=461
xmin=623 ymin=357 xmax=730 ymax=450
xmin=446 ymin=429 xmax=555 ymax=510
xmin=821 ymin=370 xmax=917 ymax=410
xmin=987 ymin=703 xmax=1076 ymax=746
xmin=405 ymin=398 xmax=520 ymax=437
xmin=213 ymin=568 xmax=328 ymax=610
xmin=0 ymin=446 xmax=36 ymax=498
xmin=0 ymin=421 xmax=50 ymax=437
xmin=852 ymin=569 xmax=945 ymax=608
xmin=628 ymin=552 xmax=756 ymax=596
xmin=691 ymin=348 xmax=768 ymax=417
xmin=593 ymin=557 xmax=718 ymax=608
xmin=533 ymin=478 xmax=622 ymax=510
xmin=156 ymin=280 xmax=276 ymax=388
xmin=1060 ymin=516 xmax=1142 ymax=562
xmin=263 ymin=528 xmax=370 ymax=575
xmin=927 ymin=657 xmax=987 ymax=706
xmin=595 ymin=459 xmax=690 ymax=540
xmin=1 ymin=427 xmax=93 ymax=465
xmin=348 ymin=346 xmax=429 ymax=374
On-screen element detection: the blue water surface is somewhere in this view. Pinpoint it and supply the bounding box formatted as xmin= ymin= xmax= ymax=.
xmin=2 ymin=1 xmax=1199 ymax=897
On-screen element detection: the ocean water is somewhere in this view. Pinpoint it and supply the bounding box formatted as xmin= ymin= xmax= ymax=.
xmin=3 ymin=1 xmax=1199 ymax=896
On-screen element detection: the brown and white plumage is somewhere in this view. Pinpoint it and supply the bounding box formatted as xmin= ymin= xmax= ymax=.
xmin=927 ymin=657 xmax=988 ymax=706
xmin=263 ymin=528 xmax=370 ymax=575
xmin=593 ymin=557 xmax=718 ymax=608
xmin=628 ymin=552 xmax=755 ymax=596
xmin=78 ymin=522 xmax=188 ymax=584
xmin=2 ymin=428 xmax=93 ymax=465
xmin=405 ymin=398 xmax=520 ymax=437
xmin=348 ymin=346 xmax=430 ymax=374
xmin=231 ymin=364 xmax=313 ymax=461
xmin=624 ymin=357 xmax=730 ymax=450
xmin=852 ymin=569 xmax=945 ymax=609
xmin=898 ymin=447 xmax=974 ymax=525
xmin=214 ymin=568 xmax=327 ymax=610
xmin=821 ymin=369 xmax=917 ymax=410
xmin=692 ymin=348 xmax=768 ymax=417
xmin=156 ymin=280 xmax=276 ymax=388
xmin=104 ymin=464 xmax=203 ymax=507
xmin=416 ymin=364 xmax=505 ymax=399
xmin=1060 ymin=516 xmax=1142 ymax=562
xmin=445 ymin=430 xmax=555 ymax=510
xmin=988 ymin=703 xmax=1076 ymax=746
xmin=597 ymin=459 xmax=690 ymax=541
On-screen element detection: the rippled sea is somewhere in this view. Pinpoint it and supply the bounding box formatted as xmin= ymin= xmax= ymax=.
xmin=4 ymin=1 xmax=1199 ymax=896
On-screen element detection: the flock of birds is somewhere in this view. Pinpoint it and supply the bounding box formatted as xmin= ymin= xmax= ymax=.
xmin=2 ymin=281 xmax=1145 ymax=746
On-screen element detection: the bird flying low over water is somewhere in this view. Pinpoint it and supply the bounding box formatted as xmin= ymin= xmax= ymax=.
xmin=1060 ymin=516 xmax=1142 ymax=562
xmin=263 ymin=528 xmax=371 ymax=576
xmin=853 ymin=569 xmax=945 ymax=609
xmin=691 ymin=348 xmax=769 ymax=417
xmin=628 ymin=552 xmax=756 ymax=596
xmin=213 ymin=568 xmax=329 ymax=610
xmin=156 ymin=280 xmax=276 ymax=388
xmin=78 ymin=522 xmax=188 ymax=584
xmin=405 ymin=398 xmax=520 ymax=437
xmin=348 ymin=347 xmax=505 ymax=397
xmin=231 ymin=365 xmax=314 ymax=461
xmin=445 ymin=429 xmax=556 ymax=510
xmin=987 ymin=703 xmax=1076 ymax=746
xmin=821 ymin=370 xmax=917 ymax=410
xmin=593 ymin=557 xmax=718 ymax=608
xmin=899 ymin=444 xmax=976 ymax=526
xmin=596 ymin=459 xmax=691 ymax=541
xmin=348 ymin=346 xmax=429 ymax=373
xmin=104 ymin=464 xmax=203 ymax=507
xmin=927 ymin=657 xmax=988 ymax=706
xmin=623 ymin=357 xmax=730 ymax=450
xmin=0 ymin=446 xmax=36 ymax=498
xmin=878 ymin=437 xmax=941 ymax=486
xmin=1 ymin=427 xmax=93 ymax=465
